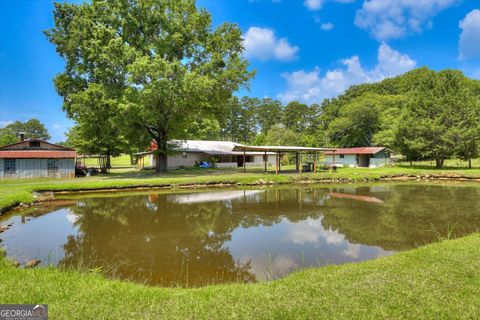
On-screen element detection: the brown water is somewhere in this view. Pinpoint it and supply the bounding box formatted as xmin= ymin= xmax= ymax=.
xmin=1 ymin=183 xmax=480 ymax=287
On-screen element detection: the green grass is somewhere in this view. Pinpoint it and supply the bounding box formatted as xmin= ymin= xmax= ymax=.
xmin=397 ymin=158 xmax=480 ymax=168
xmin=80 ymin=154 xmax=134 ymax=167
xmin=1 ymin=232 xmax=479 ymax=319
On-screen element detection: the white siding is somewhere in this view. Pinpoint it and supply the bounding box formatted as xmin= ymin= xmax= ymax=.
xmin=0 ymin=158 xmax=75 ymax=179
xmin=246 ymin=155 xmax=276 ymax=167
xmin=167 ymin=152 xmax=209 ymax=169
xmin=325 ymin=154 xmax=357 ymax=167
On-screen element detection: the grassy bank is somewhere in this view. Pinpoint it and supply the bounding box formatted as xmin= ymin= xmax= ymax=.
xmin=0 ymin=233 xmax=479 ymax=319
xmin=3 ymin=165 xmax=480 ymax=213
xmin=2 ymin=166 xmax=480 ymax=318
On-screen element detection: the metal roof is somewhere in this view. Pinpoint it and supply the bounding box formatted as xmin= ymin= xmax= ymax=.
xmin=324 ymin=147 xmax=386 ymax=155
xmin=146 ymin=140 xmax=276 ymax=155
xmin=0 ymin=150 xmax=77 ymax=159
xmin=233 ymin=145 xmax=336 ymax=153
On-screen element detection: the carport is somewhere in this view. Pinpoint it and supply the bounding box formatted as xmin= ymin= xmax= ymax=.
xmin=233 ymin=145 xmax=336 ymax=174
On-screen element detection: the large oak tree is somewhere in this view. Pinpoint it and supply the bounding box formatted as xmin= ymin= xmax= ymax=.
xmin=47 ymin=0 xmax=252 ymax=171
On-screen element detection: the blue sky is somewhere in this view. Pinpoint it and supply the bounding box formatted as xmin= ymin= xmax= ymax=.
xmin=1 ymin=0 xmax=479 ymax=142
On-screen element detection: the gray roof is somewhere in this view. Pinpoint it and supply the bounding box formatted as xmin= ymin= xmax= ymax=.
xmin=136 ymin=140 xmax=275 ymax=156
xmin=171 ymin=140 xmax=240 ymax=154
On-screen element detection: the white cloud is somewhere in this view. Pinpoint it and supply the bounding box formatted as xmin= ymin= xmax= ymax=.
xmin=343 ymin=243 xmax=361 ymax=259
xmin=459 ymin=9 xmax=480 ymax=61
xmin=53 ymin=123 xmax=62 ymax=130
xmin=277 ymin=43 xmax=416 ymax=104
xmin=0 ymin=120 xmax=13 ymax=128
xmin=304 ymin=0 xmax=324 ymax=11
xmin=355 ymin=0 xmax=459 ymax=41
xmin=284 ymin=218 xmax=346 ymax=245
xmin=243 ymin=27 xmax=299 ymax=61
xmin=305 ymin=0 xmax=353 ymax=11
xmin=320 ymin=22 xmax=335 ymax=31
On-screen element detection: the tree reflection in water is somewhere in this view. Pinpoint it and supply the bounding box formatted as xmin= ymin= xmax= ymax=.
xmin=5 ymin=184 xmax=480 ymax=287
xmin=59 ymin=189 xmax=328 ymax=286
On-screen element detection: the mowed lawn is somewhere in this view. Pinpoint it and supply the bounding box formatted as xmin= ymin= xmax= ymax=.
xmin=0 ymin=232 xmax=479 ymax=319
xmin=80 ymin=154 xmax=134 ymax=167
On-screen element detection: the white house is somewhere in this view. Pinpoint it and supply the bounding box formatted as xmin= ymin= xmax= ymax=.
xmin=136 ymin=140 xmax=276 ymax=170
xmin=324 ymin=147 xmax=391 ymax=168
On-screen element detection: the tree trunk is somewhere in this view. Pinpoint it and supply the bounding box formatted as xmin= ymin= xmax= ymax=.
xmin=106 ymin=152 xmax=111 ymax=170
xmin=155 ymin=131 xmax=168 ymax=172
xmin=435 ymin=158 xmax=444 ymax=169
xmin=409 ymin=160 xmax=412 ymax=167
xmin=469 ymin=158 xmax=472 ymax=169
xmin=129 ymin=153 xmax=134 ymax=165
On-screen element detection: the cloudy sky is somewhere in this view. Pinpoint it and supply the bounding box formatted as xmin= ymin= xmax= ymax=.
xmin=0 ymin=0 xmax=479 ymax=142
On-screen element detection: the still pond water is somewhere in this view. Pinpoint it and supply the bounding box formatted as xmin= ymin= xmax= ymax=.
xmin=1 ymin=183 xmax=480 ymax=286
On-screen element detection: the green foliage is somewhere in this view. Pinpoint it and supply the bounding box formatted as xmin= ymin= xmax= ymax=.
xmin=256 ymin=98 xmax=283 ymax=133
xmin=46 ymin=0 xmax=253 ymax=171
xmin=0 ymin=119 xmax=51 ymax=146
xmin=63 ymin=85 xmax=127 ymax=159
xmin=184 ymin=117 xmax=221 ymax=140
xmin=322 ymin=67 xmax=480 ymax=168
xmin=0 ymin=128 xmax=17 ymax=146
xmin=263 ymin=124 xmax=300 ymax=146
xmin=395 ymin=69 xmax=480 ymax=168
xmin=223 ymin=96 xmax=259 ymax=143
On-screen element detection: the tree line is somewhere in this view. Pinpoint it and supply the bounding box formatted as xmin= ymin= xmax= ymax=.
xmin=3 ymin=1 xmax=479 ymax=171
xmin=195 ymin=67 xmax=480 ymax=169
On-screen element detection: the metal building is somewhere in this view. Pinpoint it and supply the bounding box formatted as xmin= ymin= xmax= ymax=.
xmin=0 ymin=138 xmax=77 ymax=179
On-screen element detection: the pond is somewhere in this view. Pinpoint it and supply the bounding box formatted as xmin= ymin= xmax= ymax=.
xmin=1 ymin=182 xmax=480 ymax=287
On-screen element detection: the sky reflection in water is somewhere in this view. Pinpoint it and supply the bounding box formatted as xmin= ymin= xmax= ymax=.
xmin=1 ymin=183 xmax=480 ymax=287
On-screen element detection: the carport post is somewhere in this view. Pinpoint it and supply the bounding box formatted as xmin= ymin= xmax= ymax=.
xmin=243 ymin=149 xmax=246 ymax=173
xmin=299 ymin=152 xmax=302 ymax=173
xmin=264 ymin=151 xmax=267 ymax=173
xmin=275 ymin=152 xmax=279 ymax=175
xmin=278 ymin=153 xmax=281 ymax=172
xmin=295 ymin=152 xmax=299 ymax=172
xmin=314 ymin=152 xmax=317 ymax=174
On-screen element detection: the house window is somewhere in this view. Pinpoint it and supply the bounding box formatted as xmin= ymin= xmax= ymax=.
xmin=339 ymin=154 xmax=345 ymax=159
xmin=182 ymin=152 xmax=187 ymax=159
xmin=48 ymin=159 xmax=59 ymax=174
xmin=29 ymin=141 xmax=41 ymax=148
xmin=4 ymin=159 xmax=16 ymax=174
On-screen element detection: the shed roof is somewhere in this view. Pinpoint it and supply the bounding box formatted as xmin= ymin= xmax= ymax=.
xmin=324 ymin=147 xmax=386 ymax=155
xmin=0 ymin=150 xmax=77 ymax=159
xmin=147 ymin=140 xmax=275 ymax=155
